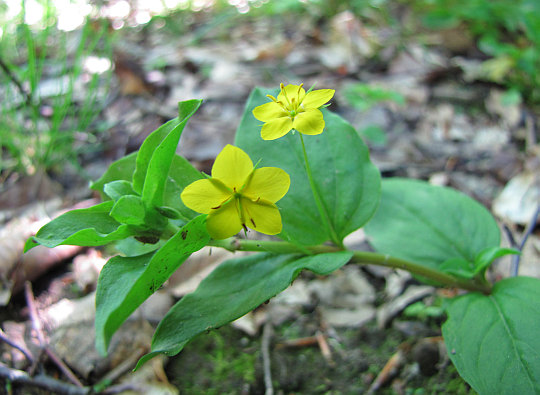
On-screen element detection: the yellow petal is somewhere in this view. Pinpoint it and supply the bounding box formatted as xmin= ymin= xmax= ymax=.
xmin=253 ymin=102 xmax=287 ymax=122
xmin=302 ymin=89 xmax=335 ymax=109
xmin=243 ymin=167 xmax=290 ymax=203
xmin=261 ymin=117 xmax=293 ymax=140
xmin=241 ymin=198 xmax=282 ymax=235
xmin=293 ymin=109 xmax=325 ymax=135
xmin=181 ymin=178 xmax=231 ymax=214
xmin=206 ymin=201 xmax=243 ymax=239
xmin=277 ymin=84 xmax=306 ymax=109
xmin=212 ymin=145 xmax=253 ymax=191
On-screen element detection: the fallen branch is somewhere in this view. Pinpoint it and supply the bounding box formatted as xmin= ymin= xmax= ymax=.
xmin=24 ymin=281 xmax=84 ymax=387
xmin=0 ymin=362 xmax=138 ymax=395
xmin=0 ymin=362 xmax=89 ymax=395
xmin=0 ymin=327 xmax=34 ymax=363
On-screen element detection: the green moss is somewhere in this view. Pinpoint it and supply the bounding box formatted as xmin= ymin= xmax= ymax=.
xmin=166 ymin=326 xmax=256 ymax=394
xmin=167 ymin=319 xmax=472 ymax=394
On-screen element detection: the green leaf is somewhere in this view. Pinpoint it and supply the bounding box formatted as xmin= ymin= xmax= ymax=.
xmin=439 ymin=257 xmax=476 ymax=279
xmin=474 ymin=246 xmax=520 ymax=275
xmin=162 ymin=154 xmax=204 ymax=220
xmin=443 ymin=277 xmax=540 ymax=394
xmin=93 ymin=153 xmax=201 ymax=218
xmin=133 ymin=100 xmax=202 ymax=207
xmin=95 ymin=215 xmax=209 ymax=354
xmin=91 ymin=149 xmax=202 ymax=219
xmin=114 ymin=237 xmax=164 ymax=257
xmin=109 ymin=195 xmax=146 ymax=225
xmin=24 ymin=201 xmax=134 ymax=252
xmin=365 ymin=178 xmax=500 ymax=273
xmin=136 ymin=251 xmax=353 ymax=368
xmin=91 ymin=152 xmax=137 ymax=197
xmin=440 ymin=247 xmax=519 ymax=280
xmin=235 ymin=87 xmax=381 ymax=245
xmin=103 ymin=180 xmax=137 ymax=201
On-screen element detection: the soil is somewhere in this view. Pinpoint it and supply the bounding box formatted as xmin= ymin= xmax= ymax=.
xmin=166 ymin=318 xmax=472 ymax=394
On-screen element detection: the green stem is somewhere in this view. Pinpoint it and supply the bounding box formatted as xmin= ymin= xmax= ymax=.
xmin=161 ymin=221 xmax=180 ymax=240
xmin=209 ymin=238 xmax=492 ymax=294
xmin=298 ymin=133 xmax=343 ymax=248
xmin=349 ymin=251 xmax=491 ymax=294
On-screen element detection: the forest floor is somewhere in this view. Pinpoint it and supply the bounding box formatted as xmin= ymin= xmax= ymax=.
xmin=1 ymin=5 xmax=539 ymax=394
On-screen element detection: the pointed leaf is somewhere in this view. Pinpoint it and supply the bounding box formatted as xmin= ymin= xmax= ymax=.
xmin=474 ymin=246 xmax=520 ymax=275
xmin=109 ymin=195 xmax=146 ymax=225
xmin=95 ymin=215 xmax=209 ymax=354
xmin=91 ymin=152 xmax=137 ymax=197
xmin=24 ymin=201 xmax=134 ymax=252
xmin=162 ymin=154 xmax=204 ymax=221
xmin=91 ymin=151 xmax=202 ymax=221
xmin=103 ymin=180 xmax=137 ymax=201
xmin=136 ymin=251 xmax=352 ymax=367
xmin=133 ymin=100 xmax=202 ymax=207
xmin=443 ymin=277 xmax=540 ymax=394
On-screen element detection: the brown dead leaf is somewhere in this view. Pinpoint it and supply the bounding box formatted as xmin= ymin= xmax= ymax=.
xmin=0 ymin=171 xmax=62 ymax=210
xmin=114 ymin=52 xmax=156 ymax=96
xmin=0 ymin=199 xmax=96 ymax=305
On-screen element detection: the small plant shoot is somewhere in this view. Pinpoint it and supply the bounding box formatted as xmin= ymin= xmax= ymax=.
xmin=26 ymin=84 xmax=538 ymax=394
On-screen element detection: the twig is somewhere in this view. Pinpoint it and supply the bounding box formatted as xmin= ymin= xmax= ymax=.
xmin=100 ymin=383 xmax=140 ymax=394
xmin=261 ymin=322 xmax=274 ymax=395
xmin=315 ymin=331 xmax=334 ymax=366
xmin=24 ymin=281 xmax=46 ymax=375
xmin=97 ymin=348 xmax=145 ymax=385
xmin=45 ymin=348 xmax=84 ymax=388
xmin=276 ymin=336 xmax=318 ymax=348
xmin=24 ymin=282 xmax=45 ymax=346
xmin=24 ymin=281 xmax=84 ymax=387
xmin=511 ymin=204 xmax=540 ymax=276
xmin=0 ymin=362 xmax=89 ymax=395
xmin=0 ymin=361 xmax=139 ymax=395
xmin=0 ymin=328 xmax=34 ymax=363
xmin=502 ymin=224 xmax=519 ymax=250
xmin=367 ymin=348 xmax=407 ymax=394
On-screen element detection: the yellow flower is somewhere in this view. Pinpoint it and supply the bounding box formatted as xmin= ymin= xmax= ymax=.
xmin=181 ymin=145 xmax=290 ymax=239
xmin=252 ymin=83 xmax=335 ymax=140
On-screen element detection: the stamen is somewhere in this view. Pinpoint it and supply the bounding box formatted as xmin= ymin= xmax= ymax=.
xmin=291 ymin=97 xmax=297 ymax=112
xmin=241 ymin=197 xmax=256 ymax=230
xmin=236 ymin=196 xmax=245 ymax=228
xmin=281 ymin=83 xmax=292 ymax=108
xmin=276 ymin=100 xmax=288 ymax=111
